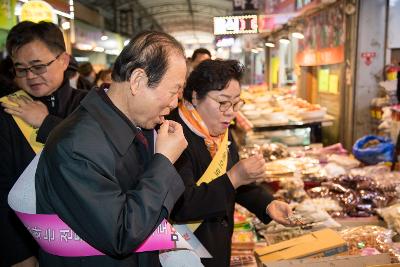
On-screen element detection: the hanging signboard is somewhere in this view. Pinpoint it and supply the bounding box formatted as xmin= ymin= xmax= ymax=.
xmin=258 ymin=13 xmax=297 ymax=33
xmin=295 ymin=2 xmax=345 ymax=67
xmin=0 ymin=0 xmax=16 ymax=30
xmin=296 ymin=45 xmax=344 ymax=66
xmin=46 ymin=0 xmax=70 ymax=15
xmin=233 ymin=0 xmax=259 ymax=12
xmin=296 ymin=0 xmax=320 ymax=12
xmin=20 ymin=0 xmax=57 ymax=23
xmin=361 ymin=52 xmax=376 ymax=66
xmin=265 ymin=0 xmax=296 ymax=14
xmin=298 ymin=3 xmax=344 ymax=51
xmin=214 ymin=15 xmax=258 ymax=35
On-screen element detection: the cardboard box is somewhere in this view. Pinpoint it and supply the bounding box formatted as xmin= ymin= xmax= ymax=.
xmin=255 ymin=229 xmax=347 ymax=264
xmin=368 ymin=264 xmax=400 ymax=267
xmin=335 ymin=216 xmax=386 ymax=228
xmin=260 ymin=253 xmax=391 ymax=267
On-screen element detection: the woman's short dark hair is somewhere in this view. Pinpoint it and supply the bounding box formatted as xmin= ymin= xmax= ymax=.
xmin=6 ymin=21 xmax=66 ymax=56
xmin=183 ymin=59 xmax=244 ymax=102
xmin=112 ymin=31 xmax=185 ymax=88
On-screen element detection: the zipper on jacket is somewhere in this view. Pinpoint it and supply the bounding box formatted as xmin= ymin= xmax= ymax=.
xmin=50 ymin=96 xmax=55 ymax=108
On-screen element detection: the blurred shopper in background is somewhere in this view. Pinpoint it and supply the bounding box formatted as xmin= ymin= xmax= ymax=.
xmin=0 ymin=56 xmax=18 ymax=98
xmin=77 ymin=61 xmax=96 ymax=90
xmin=191 ymin=48 xmax=211 ymax=69
xmin=65 ymin=55 xmax=80 ymax=90
xmin=95 ymin=68 xmax=112 ymax=87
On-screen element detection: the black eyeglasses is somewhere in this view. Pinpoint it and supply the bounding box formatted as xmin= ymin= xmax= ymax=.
xmin=206 ymin=94 xmax=244 ymax=112
xmin=14 ymin=53 xmax=62 ymax=78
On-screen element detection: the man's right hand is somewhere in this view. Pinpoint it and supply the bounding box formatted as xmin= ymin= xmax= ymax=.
xmin=1 ymin=95 xmax=49 ymax=128
xmin=156 ymin=120 xmax=188 ymax=163
xmin=227 ymin=154 xmax=266 ymax=189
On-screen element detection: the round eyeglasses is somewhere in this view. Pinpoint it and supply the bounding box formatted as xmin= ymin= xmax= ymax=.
xmin=206 ymin=94 xmax=244 ymax=112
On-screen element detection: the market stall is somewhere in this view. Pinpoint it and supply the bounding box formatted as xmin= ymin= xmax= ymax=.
xmin=236 ymin=85 xmax=333 ymax=146
xmin=229 ymin=137 xmax=400 ymax=267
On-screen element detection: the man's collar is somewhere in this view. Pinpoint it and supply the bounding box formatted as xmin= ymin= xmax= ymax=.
xmin=30 ymin=78 xmax=73 ymax=111
xmin=81 ymin=88 xmax=139 ymax=155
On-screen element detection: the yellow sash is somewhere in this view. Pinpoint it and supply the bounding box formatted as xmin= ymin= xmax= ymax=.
xmin=0 ymin=90 xmax=44 ymax=153
xmin=187 ymin=129 xmax=229 ymax=232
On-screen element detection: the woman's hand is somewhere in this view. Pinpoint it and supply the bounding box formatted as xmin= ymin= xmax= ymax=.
xmin=266 ymin=200 xmax=303 ymax=226
xmin=226 ymin=154 xmax=266 ymax=188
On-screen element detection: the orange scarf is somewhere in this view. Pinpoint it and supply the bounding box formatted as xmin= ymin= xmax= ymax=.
xmin=178 ymin=100 xmax=225 ymax=157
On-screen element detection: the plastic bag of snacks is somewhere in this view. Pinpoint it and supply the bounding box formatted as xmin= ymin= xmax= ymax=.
xmin=377 ymin=204 xmax=400 ymax=235
xmin=353 ymin=135 xmax=394 ymax=165
xmin=340 ymin=225 xmax=400 ymax=262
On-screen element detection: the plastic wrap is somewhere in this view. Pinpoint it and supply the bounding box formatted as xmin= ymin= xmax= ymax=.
xmin=307 ymin=174 xmax=399 ymax=217
xmin=340 ymin=225 xmax=400 ymax=262
xmin=273 ymin=177 xmax=307 ymax=203
xmin=353 ymin=135 xmax=394 ymax=165
xmin=239 ymin=143 xmax=289 ymax=162
xmin=377 ymin=204 xmax=400 ymax=235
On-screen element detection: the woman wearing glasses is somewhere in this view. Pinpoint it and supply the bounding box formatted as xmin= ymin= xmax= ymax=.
xmin=168 ymin=59 xmax=296 ymax=267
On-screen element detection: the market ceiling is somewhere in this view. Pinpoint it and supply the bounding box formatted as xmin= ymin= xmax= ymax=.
xmin=77 ymin=0 xmax=232 ymax=44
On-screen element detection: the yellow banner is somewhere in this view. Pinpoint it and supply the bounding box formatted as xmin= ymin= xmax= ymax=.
xmin=20 ymin=0 xmax=56 ymax=24
xmin=187 ymin=129 xmax=229 ymax=231
xmin=0 ymin=90 xmax=44 ymax=153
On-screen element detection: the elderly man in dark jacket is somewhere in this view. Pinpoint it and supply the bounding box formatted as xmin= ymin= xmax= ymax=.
xmin=34 ymin=31 xmax=188 ymax=266
xmin=0 ymin=21 xmax=87 ymax=267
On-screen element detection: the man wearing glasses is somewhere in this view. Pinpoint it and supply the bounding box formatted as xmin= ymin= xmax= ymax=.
xmin=0 ymin=21 xmax=87 ymax=267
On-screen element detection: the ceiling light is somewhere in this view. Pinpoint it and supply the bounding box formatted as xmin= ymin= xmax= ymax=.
xmin=61 ymin=21 xmax=70 ymax=30
xmin=101 ymin=34 xmax=108 ymax=41
xmin=75 ymin=43 xmax=93 ymax=51
xmin=265 ymin=41 xmax=275 ymax=48
xmin=93 ymin=46 xmax=105 ymax=52
xmin=279 ymin=36 xmax=290 ymax=44
xmin=292 ymin=32 xmax=304 ymax=39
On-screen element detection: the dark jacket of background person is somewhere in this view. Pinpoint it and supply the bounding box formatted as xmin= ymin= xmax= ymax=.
xmin=397 ymin=70 xmax=400 ymax=103
xmin=0 ymin=79 xmax=86 ymax=266
xmin=77 ymin=61 xmax=96 ymax=91
xmin=0 ymin=56 xmax=18 ymax=98
xmin=35 ymin=89 xmax=184 ymax=267
xmin=65 ymin=55 xmax=80 ymax=90
xmin=169 ymin=109 xmax=274 ymax=267
xmin=77 ymin=75 xmax=94 ymax=91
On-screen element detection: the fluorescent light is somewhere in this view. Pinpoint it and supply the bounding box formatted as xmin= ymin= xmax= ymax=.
xmin=61 ymin=21 xmax=70 ymax=30
xmin=279 ymin=37 xmax=290 ymax=44
xmin=75 ymin=57 xmax=89 ymax=62
xmin=101 ymin=35 xmax=109 ymax=41
xmin=292 ymin=32 xmax=304 ymax=39
xmin=93 ymin=46 xmax=105 ymax=52
xmin=265 ymin=42 xmax=275 ymax=48
xmin=75 ymin=43 xmax=93 ymax=51
xmin=105 ymin=49 xmax=120 ymax=55
xmin=124 ymin=40 xmax=130 ymax=46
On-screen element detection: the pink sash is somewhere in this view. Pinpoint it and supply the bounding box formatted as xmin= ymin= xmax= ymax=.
xmin=15 ymin=212 xmax=179 ymax=257
xmin=9 ymin=151 xmax=187 ymax=257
